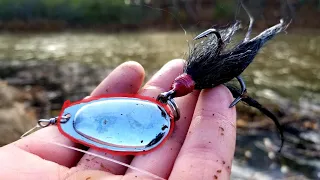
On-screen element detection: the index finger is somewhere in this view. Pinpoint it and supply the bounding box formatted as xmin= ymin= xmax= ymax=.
xmin=169 ymin=85 xmax=236 ymax=180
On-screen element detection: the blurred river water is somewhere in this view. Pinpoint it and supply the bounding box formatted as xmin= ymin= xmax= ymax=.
xmin=0 ymin=31 xmax=319 ymax=106
xmin=0 ymin=30 xmax=319 ymax=179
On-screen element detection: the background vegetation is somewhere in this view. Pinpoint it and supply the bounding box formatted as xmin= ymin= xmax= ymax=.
xmin=0 ymin=0 xmax=318 ymax=32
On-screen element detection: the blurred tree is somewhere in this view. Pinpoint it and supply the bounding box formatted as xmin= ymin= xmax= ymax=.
xmin=0 ymin=0 xmax=318 ymax=31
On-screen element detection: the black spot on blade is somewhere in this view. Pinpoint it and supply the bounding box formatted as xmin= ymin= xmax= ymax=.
xmin=161 ymin=125 xmax=168 ymax=131
xmin=158 ymin=106 xmax=167 ymax=118
xmin=145 ymin=132 xmax=165 ymax=148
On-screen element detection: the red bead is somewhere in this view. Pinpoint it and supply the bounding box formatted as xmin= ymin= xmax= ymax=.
xmin=171 ymin=73 xmax=195 ymax=97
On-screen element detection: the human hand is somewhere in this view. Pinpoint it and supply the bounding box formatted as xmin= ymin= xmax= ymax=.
xmin=0 ymin=59 xmax=236 ymax=180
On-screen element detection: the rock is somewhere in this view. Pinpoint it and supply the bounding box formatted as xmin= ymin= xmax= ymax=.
xmin=0 ymin=81 xmax=37 ymax=146
xmin=0 ymin=60 xmax=111 ymax=113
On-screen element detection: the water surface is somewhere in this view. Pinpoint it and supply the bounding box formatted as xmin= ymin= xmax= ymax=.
xmin=0 ymin=31 xmax=319 ymax=108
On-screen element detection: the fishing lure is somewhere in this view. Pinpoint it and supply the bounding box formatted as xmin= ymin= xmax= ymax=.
xmin=158 ymin=2 xmax=291 ymax=152
xmin=28 ymin=17 xmax=288 ymax=157
xmin=36 ymin=94 xmax=179 ymax=155
xmin=22 ymin=2 xmax=290 ymax=169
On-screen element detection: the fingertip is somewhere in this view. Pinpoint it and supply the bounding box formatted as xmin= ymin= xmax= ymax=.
xmin=204 ymin=85 xmax=234 ymax=103
xmin=120 ymin=61 xmax=145 ymax=76
xmin=163 ymin=59 xmax=186 ymax=72
xmin=167 ymin=59 xmax=186 ymax=66
xmin=150 ymin=59 xmax=185 ymax=80
xmin=140 ymin=59 xmax=186 ymax=95
xmin=197 ymin=85 xmax=236 ymax=123
xmin=91 ymin=61 xmax=145 ymax=96
xmin=116 ymin=61 xmax=145 ymax=81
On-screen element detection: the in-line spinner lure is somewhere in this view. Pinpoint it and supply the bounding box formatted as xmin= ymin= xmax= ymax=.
xmin=23 ymin=2 xmax=290 ymax=157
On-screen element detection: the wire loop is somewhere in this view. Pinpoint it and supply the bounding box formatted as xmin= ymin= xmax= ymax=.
xmin=157 ymin=90 xmax=180 ymax=121
xmin=37 ymin=114 xmax=71 ymax=128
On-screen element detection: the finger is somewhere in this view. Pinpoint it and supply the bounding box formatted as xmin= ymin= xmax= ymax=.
xmin=126 ymin=92 xmax=199 ymax=179
xmin=90 ymin=61 xmax=144 ymax=96
xmin=8 ymin=126 xmax=83 ymax=168
xmin=0 ymin=144 xmax=70 ymax=179
xmin=64 ymin=170 xmax=115 ymax=180
xmin=169 ymin=85 xmax=236 ymax=180
xmin=138 ymin=59 xmax=185 ymax=98
xmin=125 ymin=59 xmax=199 ymax=179
xmin=77 ymin=61 xmax=145 ymax=174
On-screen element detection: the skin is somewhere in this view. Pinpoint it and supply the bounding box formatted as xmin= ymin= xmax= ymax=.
xmin=0 ymin=59 xmax=236 ymax=180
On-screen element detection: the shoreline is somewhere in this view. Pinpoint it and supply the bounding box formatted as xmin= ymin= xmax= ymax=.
xmin=0 ymin=18 xmax=319 ymax=34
